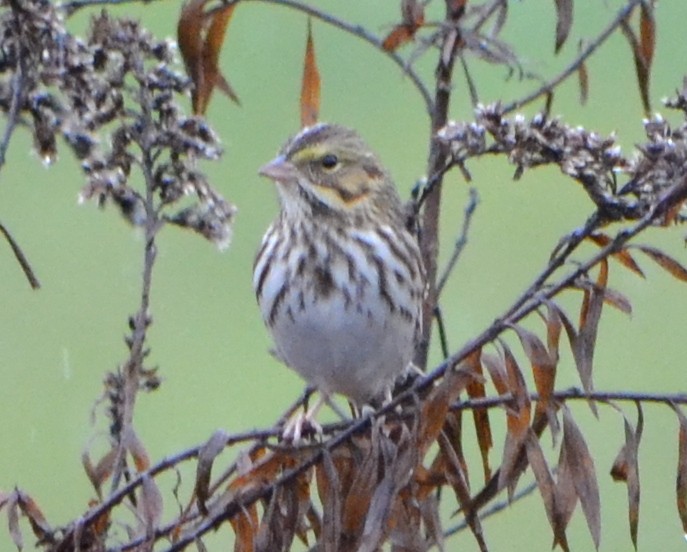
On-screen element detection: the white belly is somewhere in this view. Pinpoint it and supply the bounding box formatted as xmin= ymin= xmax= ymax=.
xmin=254 ymin=221 xmax=423 ymax=405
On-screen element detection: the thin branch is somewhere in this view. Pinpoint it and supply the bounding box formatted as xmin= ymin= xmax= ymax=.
xmin=416 ymin=1 xmax=466 ymax=370
xmin=453 ymin=389 xmax=687 ymax=412
xmin=434 ymin=305 xmax=449 ymax=359
xmin=437 ymin=186 xmax=479 ymax=295
xmin=503 ymin=0 xmax=643 ymax=114
xmin=0 ymin=222 xmax=41 ymax=289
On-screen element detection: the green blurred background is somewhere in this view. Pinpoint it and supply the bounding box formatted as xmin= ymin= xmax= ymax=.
xmin=1 ymin=0 xmax=686 ymax=549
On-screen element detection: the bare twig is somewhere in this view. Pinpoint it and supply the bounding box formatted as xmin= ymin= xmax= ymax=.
xmin=437 ymin=187 xmax=479 ymax=295
xmin=0 ymin=222 xmax=40 ymax=289
xmin=416 ymin=1 xmax=466 ymax=371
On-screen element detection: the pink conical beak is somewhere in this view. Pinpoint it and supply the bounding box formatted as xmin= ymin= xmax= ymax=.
xmin=258 ymin=155 xmax=298 ymax=183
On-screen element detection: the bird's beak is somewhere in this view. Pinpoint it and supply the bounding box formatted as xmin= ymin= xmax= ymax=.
xmin=258 ymin=155 xmax=297 ymax=183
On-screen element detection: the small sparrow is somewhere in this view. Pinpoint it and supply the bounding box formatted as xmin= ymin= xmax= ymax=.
xmin=253 ymin=123 xmax=425 ymax=438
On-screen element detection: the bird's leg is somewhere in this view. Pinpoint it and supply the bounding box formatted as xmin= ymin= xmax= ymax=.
xmin=282 ymin=392 xmax=326 ymax=442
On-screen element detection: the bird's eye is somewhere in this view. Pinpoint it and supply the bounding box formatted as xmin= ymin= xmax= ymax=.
xmin=321 ymin=154 xmax=339 ymax=170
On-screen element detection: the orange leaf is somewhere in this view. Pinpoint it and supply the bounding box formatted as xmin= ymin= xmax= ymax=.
xmin=205 ymin=5 xmax=239 ymax=105
xmin=639 ymin=2 xmax=656 ymax=75
xmin=562 ymin=408 xmax=601 ymax=548
xmin=587 ymin=232 xmax=645 ymax=278
xmin=633 ymin=244 xmax=687 ymax=283
xmin=300 ymin=19 xmax=320 ymax=128
xmin=229 ymin=506 xmax=259 ymax=552
xmin=178 ymin=1 xmax=238 ymax=114
xmin=466 ymin=348 xmax=492 ymax=482
xmin=554 ymin=0 xmax=573 ymax=53
xmin=418 ymin=365 xmax=474 ymax=454
xmin=382 ymin=26 xmax=414 ymax=52
xmin=382 ymin=0 xmax=425 ymax=52
xmin=511 ymin=324 xmax=558 ymax=436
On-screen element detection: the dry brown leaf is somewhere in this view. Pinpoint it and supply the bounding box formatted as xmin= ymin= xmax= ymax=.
xmin=498 ymin=341 xmax=531 ymax=497
xmin=672 ymin=405 xmax=687 ymax=535
xmin=439 ymin=431 xmax=484 ymax=547
xmin=554 ymin=0 xmax=573 ymax=53
xmin=511 ymin=325 xmax=557 ymax=434
xmin=556 ymin=442 xmax=579 ymax=546
xmin=178 ymin=1 xmax=238 ymax=114
xmin=418 ymin=366 xmax=473 ymax=454
xmin=633 ymin=244 xmax=687 ymax=283
xmin=300 ymin=19 xmax=321 ymax=128
xmin=359 ymin=428 xmax=413 ymax=552
xmin=342 ymin=436 xmax=379 ymax=538
xmin=316 ymin=450 xmax=342 ymax=552
xmin=573 ymin=260 xmax=608 ymax=416
xmin=7 ymin=493 xmax=22 ymax=550
xmin=205 ymin=4 xmax=239 ymax=105
xmin=543 ymin=302 xmax=563 ymax=364
xmin=639 ymin=1 xmax=656 ymax=78
xmin=382 ymin=0 xmax=425 ymax=51
xmin=466 ymin=348 xmax=492 ymax=482
xmin=578 ymin=58 xmax=589 ymax=105
xmin=609 ymin=404 xmax=643 ymax=548
xmin=601 ymin=287 xmax=633 ymax=315
xmin=139 ymin=474 xmax=163 ymax=536
xmin=481 ymin=351 xmax=509 ymax=396
xmin=195 ymin=430 xmax=228 ymax=515
xmin=563 ymin=408 xmax=601 ymax=549
xmin=620 ymin=18 xmax=651 ymax=115
xmin=124 ymin=428 xmax=151 ymax=472
xmin=588 ymin=233 xmax=645 ymax=278
xmin=525 ymin=431 xmax=569 ymax=551
xmin=443 ymin=410 xmax=469 ymax=484
xmin=229 ymin=506 xmax=259 ymax=552
xmin=16 ymin=492 xmax=52 ymax=542
xmin=82 ymin=447 xmax=118 ymax=497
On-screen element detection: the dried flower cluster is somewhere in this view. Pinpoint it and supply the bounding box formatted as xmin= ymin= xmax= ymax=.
xmin=439 ymin=100 xmax=687 ymax=225
xmin=0 ymin=0 xmax=235 ymax=247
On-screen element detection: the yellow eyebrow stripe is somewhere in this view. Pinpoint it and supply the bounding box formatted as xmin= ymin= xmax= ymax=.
xmin=290 ymin=145 xmax=327 ymax=163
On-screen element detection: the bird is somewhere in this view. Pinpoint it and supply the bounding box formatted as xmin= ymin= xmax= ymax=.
xmin=253 ymin=123 xmax=425 ymax=439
